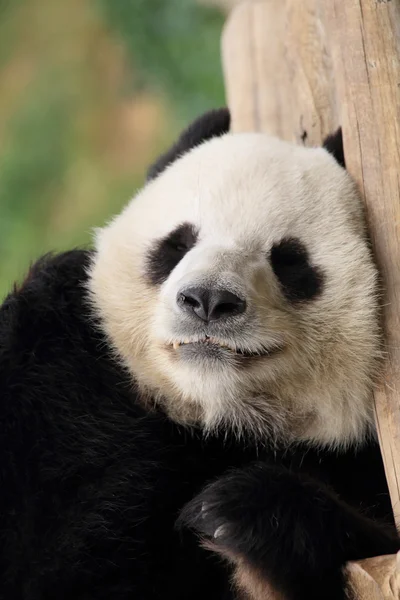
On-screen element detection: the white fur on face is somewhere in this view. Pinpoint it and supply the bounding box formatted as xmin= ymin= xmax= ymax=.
xmin=88 ymin=133 xmax=380 ymax=448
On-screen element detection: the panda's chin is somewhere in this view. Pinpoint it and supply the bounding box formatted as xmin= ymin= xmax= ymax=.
xmin=176 ymin=340 xmax=236 ymax=362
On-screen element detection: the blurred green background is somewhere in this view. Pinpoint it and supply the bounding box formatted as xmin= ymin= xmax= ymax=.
xmin=0 ymin=0 xmax=234 ymax=299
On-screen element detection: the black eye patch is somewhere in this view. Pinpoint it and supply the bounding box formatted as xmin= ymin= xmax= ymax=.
xmin=146 ymin=223 xmax=198 ymax=286
xmin=270 ymin=238 xmax=324 ymax=302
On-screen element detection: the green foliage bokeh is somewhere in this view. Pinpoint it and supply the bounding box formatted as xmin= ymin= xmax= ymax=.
xmin=0 ymin=0 xmax=225 ymax=298
xmin=97 ymin=0 xmax=225 ymax=121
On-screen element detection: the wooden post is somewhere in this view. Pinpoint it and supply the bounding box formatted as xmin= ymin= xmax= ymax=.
xmin=222 ymin=0 xmax=338 ymax=143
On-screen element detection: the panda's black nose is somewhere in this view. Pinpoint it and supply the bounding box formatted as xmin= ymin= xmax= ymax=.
xmin=177 ymin=287 xmax=246 ymax=322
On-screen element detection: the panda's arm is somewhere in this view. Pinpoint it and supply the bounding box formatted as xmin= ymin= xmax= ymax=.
xmin=0 ymin=249 xmax=104 ymax=493
xmin=180 ymin=462 xmax=400 ymax=600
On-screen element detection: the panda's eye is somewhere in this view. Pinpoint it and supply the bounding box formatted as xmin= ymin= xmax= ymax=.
xmin=146 ymin=222 xmax=198 ymax=285
xmin=167 ymin=239 xmax=190 ymax=253
xmin=270 ymin=237 xmax=324 ymax=302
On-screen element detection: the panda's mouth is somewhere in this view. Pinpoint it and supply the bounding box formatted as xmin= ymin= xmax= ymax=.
xmin=169 ymin=336 xmax=278 ymax=359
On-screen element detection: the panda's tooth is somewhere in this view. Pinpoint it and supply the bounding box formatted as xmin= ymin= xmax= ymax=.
xmin=173 ymin=341 xmax=180 ymax=350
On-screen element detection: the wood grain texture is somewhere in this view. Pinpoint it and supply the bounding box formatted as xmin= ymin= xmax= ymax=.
xmin=323 ymin=0 xmax=400 ymax=528
xmin=222 ymin=0 xmax=339 ymax=142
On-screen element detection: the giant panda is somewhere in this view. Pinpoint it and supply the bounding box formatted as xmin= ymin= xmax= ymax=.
xmin=0 ymin=108 xmax=398 ymax=600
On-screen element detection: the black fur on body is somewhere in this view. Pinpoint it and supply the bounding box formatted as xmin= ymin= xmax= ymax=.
xmin=0 ymin=110 xmax=399 ymax=600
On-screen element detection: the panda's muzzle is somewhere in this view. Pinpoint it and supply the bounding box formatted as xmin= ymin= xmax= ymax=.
xmin=171 ymin=285 xmax=282 ymax=359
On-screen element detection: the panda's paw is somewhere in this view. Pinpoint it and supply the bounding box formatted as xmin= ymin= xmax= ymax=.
xmin=179 ymin=461 xmax=328 ymax=563
xmin=180 ymin=462 xmax=400 ymax=600
xmin=178 ymin=463 xmax=270 ymax=559
xmin=178 ymin=462 xmax=365 ymax=600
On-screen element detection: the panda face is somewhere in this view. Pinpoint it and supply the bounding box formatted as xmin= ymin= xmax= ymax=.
xmin=89 ymin=130 xmax=379 ymax=448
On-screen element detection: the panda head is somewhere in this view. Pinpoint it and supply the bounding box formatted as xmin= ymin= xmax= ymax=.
xmin=89 ymin=109 xmax=380 ymax=448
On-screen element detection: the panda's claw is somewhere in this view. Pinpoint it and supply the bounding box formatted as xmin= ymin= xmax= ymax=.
xmin=213 ymin=524 xmax=226 ymax=539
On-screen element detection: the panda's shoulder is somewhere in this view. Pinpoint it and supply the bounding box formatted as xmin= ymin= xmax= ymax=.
xmin=0 ymin=250 xmax=152 ymax=432
xmin=7 ymin=248 xmax=91 ymax=304
xmin=0 ymin=249 xmax=107 ymax=391
xmin=0 ymin=250 xmax=91 ymax=348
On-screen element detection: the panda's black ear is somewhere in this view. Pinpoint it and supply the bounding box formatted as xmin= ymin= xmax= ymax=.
xmin=147 ymin=108 xmax=231 ymax=181
xmin=322 ymin=128 xmax=345 ymax=169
